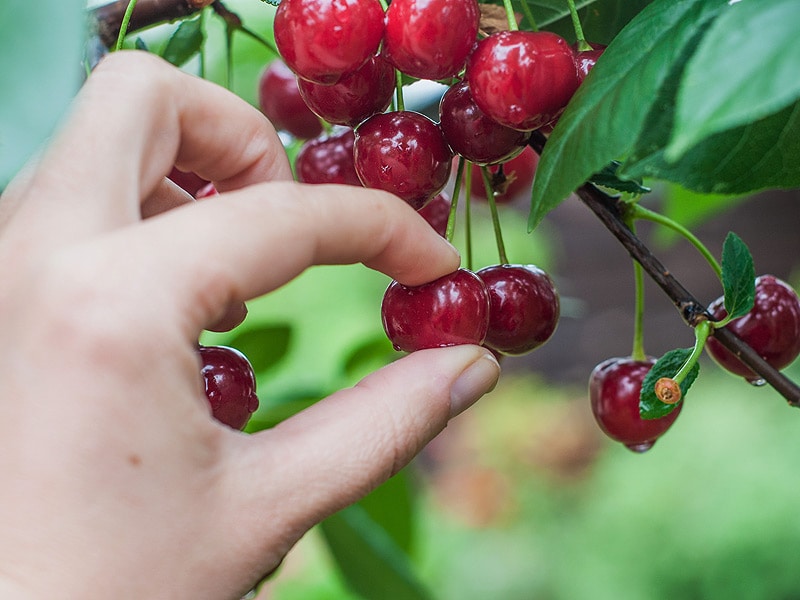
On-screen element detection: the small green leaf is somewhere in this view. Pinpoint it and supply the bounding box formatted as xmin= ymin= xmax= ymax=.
xmin=161 ymin=16 xmax=204 ymax=67
xmin=320 ymin=504 xmax=433 ymax=600
xmin=342 ymin=335 xmax=397 ymax=381
xmin=667 ymin=0 xmax=800 ymax=160
xmin=225 ymin=323 xmax=292 ymax=374
xmin=259 ymin=0 xmax=280 ymax=5
xmin=589 ymin=161 xmax=651 ymax=195
xmin=721 ymin=232 xmax=755 ymax=321
xmin=639 ymin=348 xmax=699 ymax=419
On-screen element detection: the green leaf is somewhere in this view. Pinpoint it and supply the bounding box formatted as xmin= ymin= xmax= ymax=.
xmin=721 ymin=232 xmax=755 ymax=321
xmin=161 ymin=16 xmax=204 ymax=67
xmin=320 ymin=504 xmax=433 ymax=600
xmin=358 ymin=470 xmax=417 ymax=554
xmin=225 ymin=323 xmax=292 ymax=374
xmin=667 ymin=0 xmax=800 ymax=160
xmin=342 ymin=335 xmax=397 ymax=382
xmin=528 ymin=0 xmax=727 ymax=231
xmin=639 ymin=348 xmax=699 ymax=420
xmin=589 ymin=160 xmax=650 ymax=195
xmin=0 ymin=0 xmax=85 ymax=189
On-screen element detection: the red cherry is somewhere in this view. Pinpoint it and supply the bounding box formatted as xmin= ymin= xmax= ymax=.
xmin=198 ymin=345 xmax=259 ymax=430
xmin=384 ymin=0 xmax=479 ymax=80
xmin=470 ymin=145 xmax=538 ymax=203
xmin=589 ymin=357 xmax=682 ymax=453
xmin=573 ymin=42 xmax=606 ymax=82
xmin=466 ymin=31 xmax=580 ymax=131
xmin=194 ymin=182 xmax=219 ymax=198
xmin=477 ymin=264 xmax=559 ymax=355
xmin=273 ymin=0 xmax=385 ymax=84
xmin=295 ymin=127 xmax=362 ymax=186
xmin=705 ymin=275 xmax=800 ymax=382
xmin=439 ymin=81 xmax=531 ymax=166
xmin=168 ymin=167 xmax=209 ymax=197
xmin=257 ymin=59 xmax=323 ymax=139
xmin=297 ymin=54 xmax=395 ymax=127
xmin=354 ymin=111 xmax=453 ymax=209
xmin=417 ymin=192 xmax=451 ymax=237
xmin=381 ymin=269 xmax=490 ymax=352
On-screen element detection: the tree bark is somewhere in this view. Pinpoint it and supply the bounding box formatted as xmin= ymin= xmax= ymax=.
xmin=92 ymin=0 xmax=214 ymax=47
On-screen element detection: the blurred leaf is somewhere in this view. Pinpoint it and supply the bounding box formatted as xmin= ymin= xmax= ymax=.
xmin=639 ymin=348 xmax=699 ymax=419
xmin=342 ymin=335 xmax=397 ymax=381
xmin=134 ymin=37 xmax=149 ymax=51
xmin=576 ymin=0 xmax=654 ymax=45
xmin=226 ymin=323 xmax=292 ymax=374
xmin=529 ymin=0 xmax=727 ymax=230
xmin=245 ymin=395 xmax=320 ymax=431
xmin=0 ymin=0 xmax=85 ymax=189
xmin=320 ymin=504 xmax=433 ymax=600
xmin=161 ymin=16 xmax=204 ymax=66
xmin=359 ymin=470 xmax=417 ymax=554
xmin=667 ymin=0 xmax=800 ymax=160
xmin=721 ymin=232 xmax=755 ymax=321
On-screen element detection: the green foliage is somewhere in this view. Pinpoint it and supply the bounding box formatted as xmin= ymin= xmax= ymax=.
xmin=225 ymin=322 xmax=292 ymax=374
xmin=639 ymin=347 xmax=699 ymax=420
xmin=161 ymin=15 xmax=204 ymax=66
xmin=0 ymin=0 xmax=85 ymax=189
xmin=720 ymin=232 xmax=756 ymax=321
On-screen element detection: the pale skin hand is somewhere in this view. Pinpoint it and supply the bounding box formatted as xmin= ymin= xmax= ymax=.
xmin=0 ymin=52 xmax=500 ymax=600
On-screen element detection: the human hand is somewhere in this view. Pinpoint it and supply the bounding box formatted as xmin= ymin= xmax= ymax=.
xmin=0 ymin=51 xmax=500 ymax=599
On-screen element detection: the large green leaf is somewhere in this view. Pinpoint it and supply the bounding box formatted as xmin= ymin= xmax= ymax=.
xmin=320 ymin=503 xmax=432 ymax=600
xmin=358 ymin=469 xmax=417 ymax=554
xmin=667 ymin=0 xmax=800 ymax=159
xmin=0 ymin=0 xmax=85 ymax=189
xmin=528 ymin=0 xmax=727 ymax=230
xmin=225 ymin=322 xmax=292 ymax=374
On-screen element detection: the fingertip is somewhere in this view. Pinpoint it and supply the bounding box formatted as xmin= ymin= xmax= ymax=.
xmin=448 ymin=347 xmax=501 ymax=418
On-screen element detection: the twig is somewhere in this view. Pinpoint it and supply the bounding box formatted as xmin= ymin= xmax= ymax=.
xmin=92 ymin=0 xmax=214 ymax=47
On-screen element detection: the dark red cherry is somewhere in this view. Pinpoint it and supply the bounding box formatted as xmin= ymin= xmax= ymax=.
xmin=573 ymin=42 xmax=607 ymax=82
xmin=295 ymin=127 xmax=362 ymax=186
xmin=354 ymin=111 xmax=454 ymax=209
xmin=381 ymin=269 xmax=490 ymax=352
xmin=589 ymin=357 xmax=682 ymax=453
xmin=477 ymin=264 xmax=559 ymax=355
xmin=470 ymin=145 xmax=538 ymax=203
xmin=439 ymin=81 xmax=531 ymax=165
xmin=417 ymin=192 xmax=451 ymax=237
xmin=297 ymin=54 xmax=395 ymax=127
xmin=273 ymin=0 xmax=385 ymax=84
xmin=466 ymin=31 xmax=580 ymax=131
xmin=384 ymin=0 xmax=480 ymax=80
xmin=168 ymin=167 xmax=209 ymax=197
xmin=258 ymin=59 xmax=323 ymax=139
xmin=198 ymin=345 xmax=259 ymax=430
xmin=705 ymin=275 xmax=800 ymax=382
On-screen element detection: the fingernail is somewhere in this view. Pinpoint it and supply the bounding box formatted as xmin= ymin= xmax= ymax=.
xmin=449 ymin=352 xmax=501 ymax=418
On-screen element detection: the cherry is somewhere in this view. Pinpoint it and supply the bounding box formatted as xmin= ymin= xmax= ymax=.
xmin=439 ymin=81 xmax=531 ymax=166
xmin=194 ymin=182 xmax=219 ymax=198
xmin=477 ymin=264 xmax=559 ymax=355
xmin=589 ymin=357 xmax=682 ymax=453
xmin=258 ymin=59 xmax=323 ymax=139
xmin=168 ymin=167 xmax=209 ymax=197
xmin=573 ymin=42 xmax=606 ymax=83
xmin=297 ymin=54 xmax=395 ymax=127
xmin=470 ymin=145 xmax=538 ymax=203
xmin=273 ymin=0 xmax=385 ymax=84
xmin=384 ymin=0 xmax=479 ymax=80
xmin=354 ymin=111 xmax=453 ymax=209
xmin=705 ymin=275 xmax=800 ymax=382
xmin=295 ymin=127 xmax=362 ymax=186
xmin=465 ymin=31 xmax=580 ymax=131
xmin=198 ymin=345 xmax=259 ymax=430
xmin=381 ymin=269 xmax=490 ymax=352
xmin=417 ymin=192 xmax=451 ymax=237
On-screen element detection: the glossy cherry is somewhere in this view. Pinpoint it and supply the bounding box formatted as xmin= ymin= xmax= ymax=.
xmin=466 ymin=31 xmax=580 ymax=131
xmin=354 ymin=111 xmax=453 ymax=209
xmin=381 ymin=269 xmax=490 ymax=352
xmin=384 ymin=0 xmax=480 ymax=80
xmin=573 ymin=42 xmax=607 ymax=83
xmin=297 ymin=54 xmax=395 ymax=127
xmin=198 ymin=345 xmax=259 ymax=430
xmin=258 ymin=59 xmax=323 ymax=139
xmin=470 ymin=145 xmax=538 ymax=203
xmin=417 ymin=192 xmax=451 ymax=237
xmin=705 ymin=275 xmax=800 ymax=382
xmin=439 ymin=81 xmax=531 ymax=165
xmin=274 ymin=0 xmax=385 ymax=84
xmin=477 ymin=264 xmax=559 ymax=355
xmin=589 ymin=357 xmax=682 ymax=453
xmin=295 ymin=127 xmax=362 ymax=186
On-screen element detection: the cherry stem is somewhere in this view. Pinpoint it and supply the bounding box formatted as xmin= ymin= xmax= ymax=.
xmin=629 ymin=203 xmax=722 ymax=279
xmin=626 ymin=216 xmax=647 ymax=362
xmin=446 ymin=157 xmax=466 ymax=244
xmin=394 ymin=70 xmax=406 ymax=112
xmin=502 ymin=0 xmax=519 ymax=31
xmin=113 ymin=0 xmax=139 ymax=51
xmin=237 ymin=25 xmax=278 ymax=56
xmin=519 ymin=0 xmax=538 ymax=32
xmin=528 ymin=130 xmax=800 ymax=408
xmin=480 ymin=166 xmax=509 ymax=265
xmin=674 ymin=320 xmax=712 ymax=386
xmin=566 ymin=0 xmax=591 ymax=52
xmin=465 ymin=163 xmax=474 ymax=271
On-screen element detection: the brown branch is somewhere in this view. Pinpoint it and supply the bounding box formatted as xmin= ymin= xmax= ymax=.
xmin=92 ymin=0 xmax=214 ymax=47
xmin=529 ymin=131 xmax=800 ymax=408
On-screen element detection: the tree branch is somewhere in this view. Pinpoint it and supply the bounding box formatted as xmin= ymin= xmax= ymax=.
xmin=92 ymin=0 xmax=214 ymax=47
xmin=529 ymin=131 xmax=800 ymax=408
